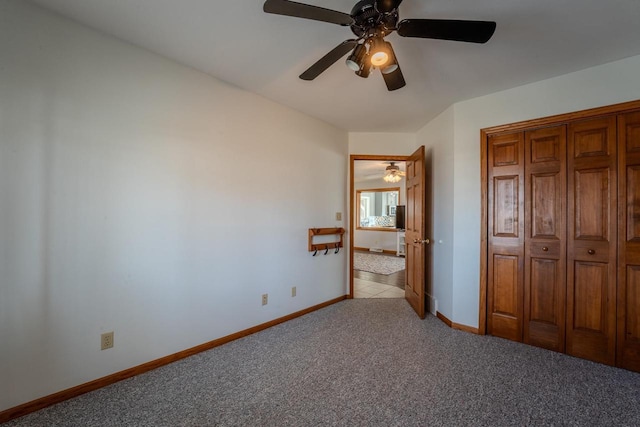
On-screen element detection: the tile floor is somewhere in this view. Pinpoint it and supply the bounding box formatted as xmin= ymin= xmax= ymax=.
xmin=354 ymin=278 xmax=405 ymax=298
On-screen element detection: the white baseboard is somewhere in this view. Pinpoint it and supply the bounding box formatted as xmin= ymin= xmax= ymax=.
xmin=427 ymin=294 xmax=437 ymax=315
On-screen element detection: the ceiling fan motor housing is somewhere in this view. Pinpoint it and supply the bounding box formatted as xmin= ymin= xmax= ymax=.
xmin=350 ymin=0 xmax=398 ymax=38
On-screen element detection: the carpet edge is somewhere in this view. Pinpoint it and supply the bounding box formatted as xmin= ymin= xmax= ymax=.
xmin=0 ymin=295 xmax=347 ymax=424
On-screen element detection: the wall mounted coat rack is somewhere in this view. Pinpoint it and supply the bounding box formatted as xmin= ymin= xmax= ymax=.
xmin=308 ymin=227 xmax=345 ymax=256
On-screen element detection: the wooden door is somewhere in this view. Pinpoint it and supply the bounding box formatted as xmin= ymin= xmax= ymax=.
xmin=567 ymin=116 xmax=617 ymax=365
xmin=405 ymin=146 xmax=428 ymax=318
xmin=618 ymin=111 xmax=640 ymax=371
xmin=487 ymin=132 xmax=525 ymax=341
xmin=524 ymin=126 xmax=567 ymax=352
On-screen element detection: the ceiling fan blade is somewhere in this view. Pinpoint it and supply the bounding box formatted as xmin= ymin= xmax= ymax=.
xmin=397 ymin=19 xmax=497 ymax=43
xmin=300 ymin=39 xmax=358 ymax=81
xmin=375 ymin=0 xmax=403 ymax=13
xmin=263 ymin=0 xmax=354 ymax=26
xmin=382 ymin=64 xmax=406 ymax=91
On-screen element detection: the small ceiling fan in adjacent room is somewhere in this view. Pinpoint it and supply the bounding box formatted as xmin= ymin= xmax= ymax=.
xmin=383 ymin=162 xmax=405 ymax=182
xmin=263 ymin=0 xmax=497 ymax=91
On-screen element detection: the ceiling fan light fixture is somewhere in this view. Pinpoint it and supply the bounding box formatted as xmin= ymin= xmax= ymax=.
xmin=380 ymin=42 xmax=398 ymax=74
xmin=355 ymin=47 xmax=373 ymax=78
xmin=368 ymin=37 xmax=390 ymax=67
xmin=345 ymin=43 xmax=367 ymax=71
xmin=355 ymin=61 xmax=372 ymax=78
xmin=382 ymin=62 xmax=398 ymax=74
xmin=370 ymin=51 xmax=388 ymax=67
xmin=383 ymin=162 xmax=404 ymax=182
xmin=383 ymin=173 xmax=402 ymax=183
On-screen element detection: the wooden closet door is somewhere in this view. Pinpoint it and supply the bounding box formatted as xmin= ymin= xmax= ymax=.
xmin=567 ymin=116 xmax=617 ymax=365
xmin=618 ymin=111 xmax=640 ymax=372
xmin=524 ymin=126 xmax=567 ymax=352
xmin=487 ymin=132 xmax=525 ymax=341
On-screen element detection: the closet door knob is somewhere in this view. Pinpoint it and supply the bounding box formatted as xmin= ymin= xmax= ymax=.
xmin=588 ymin=249 xmax=596 ymax=255
xmin=542 ymin=247 xmax=548 ymax=252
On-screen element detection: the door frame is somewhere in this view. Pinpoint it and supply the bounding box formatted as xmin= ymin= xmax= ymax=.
xmin=349 ymin=154 xmax=409 ymax=298
xmin=479 ymin=99 xmax=640 ymax=335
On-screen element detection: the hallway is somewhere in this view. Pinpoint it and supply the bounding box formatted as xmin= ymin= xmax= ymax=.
xmin=353 ymin=252 xmax=405 ymax=298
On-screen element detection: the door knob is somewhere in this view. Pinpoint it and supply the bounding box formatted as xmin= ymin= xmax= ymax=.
xmin=413 ymin=238 xmax=430 ymax=245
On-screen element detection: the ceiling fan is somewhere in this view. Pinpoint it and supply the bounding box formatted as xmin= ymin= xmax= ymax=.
xmin=263 ymin=0 xmax=497 ymax=91
xmin=383 ymin=162 xmax=405 ymax=182
xmin=362 ymin=162 xmax=406 ymax=181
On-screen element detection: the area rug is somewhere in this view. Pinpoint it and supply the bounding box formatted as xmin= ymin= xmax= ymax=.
xmin=353 ymin=252 xmax=405 ymax=275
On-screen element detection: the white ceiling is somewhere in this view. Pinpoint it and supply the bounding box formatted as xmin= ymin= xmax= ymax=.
xmin=30 ymin=0 xmax=640 ymax=132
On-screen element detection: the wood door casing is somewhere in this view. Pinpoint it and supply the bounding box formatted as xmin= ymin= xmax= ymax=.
xmin=405 ymin=146 xmax=427 ymax=318
xmin=524 ymin=126 xmax=567 ymax=352
xmin=487 ymin=132 xmax=525 ymax=341
xmin=567 ymin=116 xmax=617 ymax=365
xmin=618 ymin=111 xmax=640 ymax=371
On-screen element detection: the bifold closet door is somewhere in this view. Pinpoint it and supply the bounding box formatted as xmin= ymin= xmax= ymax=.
xmin=618 ymin=111 xmax=640 ymax=371
xmin=524 ymin=126 xmax=567 ymax=352
xmin=567 ymin=116 xmax=617 ymax=365
xmin=487 ymin=132 xmax=524 ymax=341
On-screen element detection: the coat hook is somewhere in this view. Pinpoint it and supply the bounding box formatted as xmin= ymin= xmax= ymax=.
xmin=335 ymin=244 xmax=340 ymax=254
xmin=324 ymin=246 xmax=329 ymax=255
xmin=313 ymin=248 xmax=318 ymax=256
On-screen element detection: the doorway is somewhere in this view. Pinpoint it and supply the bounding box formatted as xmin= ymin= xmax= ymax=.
xmin=352 ymin=158 xmax=408 ymax=298
xmin=349 ymin=150 xmax=430 ymax=319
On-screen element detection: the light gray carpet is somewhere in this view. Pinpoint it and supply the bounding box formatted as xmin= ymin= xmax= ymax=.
xmin=6 ymin=299 xmax=640 ymax=426
xmin=353 ymin=252 xmax=405 ymax=275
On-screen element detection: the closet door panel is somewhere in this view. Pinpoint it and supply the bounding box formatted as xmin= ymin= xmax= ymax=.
xmin=573 ymin=262 xmax=608 ymax=332
xmin=524 ymin=126 xmax=566 ymax=351
xmin=491 ymin=253 xmax=521 ymax=339
xmin=488 ymin=132 xmax=524 ymax=341
xmin=531 ymin=174 xmax=559 ymax=237
xmin=623 ymin=266 xmax=640 ymax=343
xmin=567 ymin=116 xmax=617 ymax=365
xmin=574 ymin=168 xmax=610 ymax=239
xmin=626 ymin=166 xmax=640 ymax=241
xmin=618 ymin=111 xmax=640 ymax=372
xmin=529 ymin=259 xmax=559 ymax=320
xmin=494 ymin=176 xmax=520 ymax=237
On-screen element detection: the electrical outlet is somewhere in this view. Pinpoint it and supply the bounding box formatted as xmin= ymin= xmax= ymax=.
xmin=262 ymin=294 xmax=268 ymax=306
xmin=336 ymin=212 xmax=342 ymax=221
xmin=101 ymin=331 xmax=114 ymax=350
xmin=291 ymin=286 xmax=297 ymax=297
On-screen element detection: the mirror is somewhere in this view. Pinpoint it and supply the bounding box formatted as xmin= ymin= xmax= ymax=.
xmin=356 ymin=187 xmax=400 ymax=230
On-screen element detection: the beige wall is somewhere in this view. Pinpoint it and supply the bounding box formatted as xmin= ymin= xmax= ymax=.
xmin=0 ymin=1 xmax=348 ymax=410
